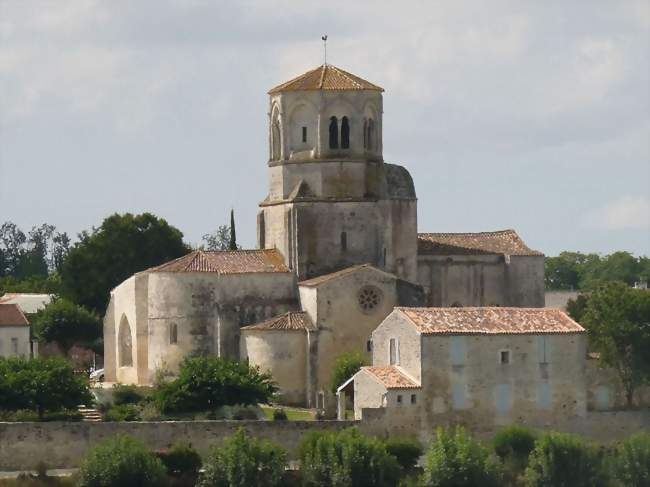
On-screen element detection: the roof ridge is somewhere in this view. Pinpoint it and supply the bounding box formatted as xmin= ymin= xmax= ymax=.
xmin=331 ymin=65 xmax=361 ymax=89
xmin=318 ymin=64 xmax=327 ymax=89
xmin=419 ymin=229 xmax=515 ymax=236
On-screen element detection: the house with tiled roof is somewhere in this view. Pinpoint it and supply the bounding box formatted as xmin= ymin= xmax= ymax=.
xmin=0 ymin=303 xmax=31 ymax=358
xmin=339 ymin=306 xmax=588 ymax=426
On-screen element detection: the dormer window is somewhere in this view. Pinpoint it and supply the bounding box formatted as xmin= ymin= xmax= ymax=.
xmin=329 ymin=116 xmax=339 ymax=149
xmin=341 ymin=116 xmax=350 ymax=149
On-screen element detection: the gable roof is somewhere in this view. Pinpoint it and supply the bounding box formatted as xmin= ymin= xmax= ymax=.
xmin=417 ymin=229 xmax=543 ymax=257
xmin=396 ymin=307 xmax=584 ymax=335
xmin=269 ymin=64 xmax=384 ymax=94
xmin=0 ymin=293 xmax=53 ymax=314
xmin=0 ymin=304 xmax=30 ymax=327
xmin=149 ymin=249 xmax=289 ymax=275
xmin=362 ymin=366 xmax=420 ymax=390
xmin=298 ymin=264 xmax=396 ymax=288
xmin=240 ymin=311 xmax=315 ymax=332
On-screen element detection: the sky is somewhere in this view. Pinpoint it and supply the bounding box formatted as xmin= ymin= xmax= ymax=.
xmin=0 ymin=1 xmax=648 ymax=256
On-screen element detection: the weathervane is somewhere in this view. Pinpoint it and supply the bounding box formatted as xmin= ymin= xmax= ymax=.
xmin=322 ymin=35 xmax=328 ymax=65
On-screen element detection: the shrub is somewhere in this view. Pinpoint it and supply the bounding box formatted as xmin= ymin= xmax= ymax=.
xmin=329 ymin=351 xmax=367 ymax=393
xmin=524 ymin=431 xmax=607 ymax=487
xmin=421 ymin=426 xmax=502 ymax=487
xmin=77 ymin=434 xmax=168 ymax=487
xmin=112 ymin=384 xmax=145 ymax=406
xmin=385 ymin=437 xmax=423 ymax=471
xmin=493 ymin=424 xmax=537 ymax=463
xmin=155 ymin=441 xmax=202 ymax=478
xmin=300 ymin=427 xmax=400 ymax=487
xmin=272 ymin=408 xmax=288 ymax=421
xmin=153 ymin=357 xmax=276 ymax=414
xmin=231 ymin=405 xmax=259 ymax=420
xmin=104 ymin=404 xmax=140 ymax=422
xmin=197 ymin=428 xmax=287 ymax=487
xmin=611 ymin=432 xmax=650 ymax=487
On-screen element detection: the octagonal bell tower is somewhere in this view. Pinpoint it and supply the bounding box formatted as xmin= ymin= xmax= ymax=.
xmin=258 ymin=64 xmax=417 ymax=282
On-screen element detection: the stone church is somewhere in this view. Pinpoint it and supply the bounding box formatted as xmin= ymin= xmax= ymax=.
xmin=104 ymin=64 xmax=544 ymax=409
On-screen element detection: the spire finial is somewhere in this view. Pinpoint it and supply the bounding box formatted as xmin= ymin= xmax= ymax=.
xmin=321 ymin=35 xmax=328 ymax=65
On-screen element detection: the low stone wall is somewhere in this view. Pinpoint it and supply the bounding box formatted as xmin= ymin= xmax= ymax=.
xmin=0 ymin=420 xmax=354 ymax=471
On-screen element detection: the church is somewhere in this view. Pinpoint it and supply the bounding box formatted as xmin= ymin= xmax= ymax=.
xmin=103 ymin=64 xmax=544 ymax=410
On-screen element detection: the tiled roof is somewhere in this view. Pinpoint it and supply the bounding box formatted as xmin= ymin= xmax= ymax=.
xmin=417 ymin=229 xmax=543 ymax=257
xmin=0 ymin=304 xmax=30 ymax=327
xmin=240 ymin=311 xmax=315 ymax=332
xmin=269 ymin=64 xmax=384 ymax=94
xmin=149 ymin=249 xmax=289 ymax=274
xmin=299 ymin=264 xmax=395 ymax=288
xmin=397 ymin=307 xmax=585 ymax=335
xmin=0 ymin=293 xmax=53 ymax=314
xmin=363 ymin=366 xmax=420 ymax=390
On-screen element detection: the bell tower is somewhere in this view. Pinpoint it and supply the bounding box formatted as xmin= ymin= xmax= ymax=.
xmin=258 ymin=64 xmax=417 ymax=282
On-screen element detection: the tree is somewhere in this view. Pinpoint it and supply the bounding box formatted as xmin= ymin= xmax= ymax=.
xmin=33 ymin=298 xmax=102 ymax=356
xmin=611 ymin=432 xmax=650 ymax=487
xmin=566 ymin=294 xmax=589 ymax=323
xmin=582 ymin=282 xmax=650 ymax=406
xmin=203 ymin=225 xmax=231 ymax=251
xmin=0 ymin=357 xmax=92 ymax=419
xmin=60 ymin=213 xmax=188 ymax=313
xmin=330 ymin=351 xmax=367 ymax=393
xmin=229 ymin=209 xmax=237 ymax=251
xmin=153 ymin=356 xmax=277 ymax=413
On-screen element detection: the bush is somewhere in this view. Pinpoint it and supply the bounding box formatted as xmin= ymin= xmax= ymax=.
xmin=300 ymin=427 xmax=400 ymax=487
xmin=421 ymin=427 xmax=502 ymax=487
xmin=112 ymin=384 xmax=145 ymax=406
xmin=153 ymin=357 xmax=276 ymax=414
xmin=272 ymin=408 xmax=288 ymax=421
xmin=231 ymin=405 xmax=259 ymax=420
xmin=524 ymin=432 xmax=607 ymax=487
xmin=155 ymin=441 xmax=202 ymax=478
xmin=104 ymin=404 xmax=140 ymax=422
xmin=77 ymin=434 xmax=168 ymax=487
xmin=329 ymin=351 xmax=367 ymax=393
xmin=493 ymin=424 xmax=537 ymax=463
xmin=611 ymin=432 xmax=650 ymax=487
xmin=197 ymin=428 xmax=287 ymax=487
xmin=385 ymin=437 xmax=423 ymax=471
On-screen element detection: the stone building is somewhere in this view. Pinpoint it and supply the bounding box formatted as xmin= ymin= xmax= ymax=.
xmin=0 ymin=303 xmax=30 ymax=358
xmin=103 ymin=63 xmax=544 ymax=409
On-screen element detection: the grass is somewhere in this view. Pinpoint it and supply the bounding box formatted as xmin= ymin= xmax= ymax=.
xmin=260 ymin=405 xmax=314 ymax=421
xmin=0 ymin=477 xmax=75 ymax=487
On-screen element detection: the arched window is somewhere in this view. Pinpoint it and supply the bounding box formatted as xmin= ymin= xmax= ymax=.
xmin=367 ymin=119 xmax=375 ymax=151
xmin=118 ymin=315 xmax=133 ymax=367
xmin=271 ymin=122 xmax=281 ymax=160
xmin=363 ymin=119 xmax=368 ymax=149
xmin=341 ymin=116 xmax=350 ymax=149
xmin=329 ymin=116 xmax=339 ymax=149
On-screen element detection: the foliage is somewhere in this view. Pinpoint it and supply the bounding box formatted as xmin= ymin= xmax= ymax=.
xmin=229 ymin=209 xmax=237 ymax=251
xmin=77 ymin=434 xmax=168 ymax=487
xmin=0 ymin=274 xmax=61 ymax=295
xmin=299 ymin=427 xmax=400 ymax=487
xmin=421 ymin=427 xmax=502 ymax=487
xmin=0 ymin=357 xmax=92 ymax=419
xmin=60 ymin=213 xmax=188 ymax=313
xmin=492 ymin=424 xmax=537 ymax=463
xmin=155 ymin=441 xmax=202 ymax=478
xmin=197 ymin=428 xmax=287 ymax=487
xmin=523 ymin=431 xmax=607 ymax=487
xmin=545 ymin=251 xmax=650 ymax=290
xmin=329 ymin=351 xmax=368 ymax=393
xmin=0 ymin=408 xmax=82 ymax=422
xmin=566 ymin=293 xmax=589 ymax=323
xmin=611 ymin=432 xmax=650 ymax=487
xmin=104 ymin=404 xmax=140 ymax=422
xmin=153 ymin=356 xmax=276 ymax=414
xmin=111 ymin=384 xmax=146 ymax=406
xmin=32 ymin=298 xmax=101 ymax=355
xmin=385 ymin=437 xmax=423 ymax=471
xmin=272 ymin=408 xmax=288 ymax=421
xmin=582 ymin=281 xmax=650 ymax=405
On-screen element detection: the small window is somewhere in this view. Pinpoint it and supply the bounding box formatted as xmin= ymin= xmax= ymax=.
xmin=302 ymin=126 xmax=307 ymax=143
xmin=410 ymin=394 xmax=417 ymax=405
xmin=170 ymin=323 xmax=178 ymax=344
xmin=500 ymin=350 xmax=511 ymax=365
xmin=341 ymin=231 xmax=347 ymax=251
xmin=366 ymin=339 xmax=372 ymax=352
xmin=397 ymin=395 xmax=403 ymax=405
xmin=389 ymin=338 xmax=400 ymax=365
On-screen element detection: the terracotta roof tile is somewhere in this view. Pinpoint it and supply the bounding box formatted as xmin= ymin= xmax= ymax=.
xmin=269 ymin=64 xmax=384 ymax=94
xmin=0 ymin=304 xmax=30 ymax=327
xmin=149 ymin=249 xmax=289 ymax=274
xmin=299 ymin=264 xmax=395 ymax=288
xmin=397 ymin=307 xmax=584 ymax=335
xmin=240 ymin=311 xmax=315 ymax=332
xmin=363 ymin=366 xmax=420 ymax=389
xmin=417 ymin=229 xmax=543 ymax=257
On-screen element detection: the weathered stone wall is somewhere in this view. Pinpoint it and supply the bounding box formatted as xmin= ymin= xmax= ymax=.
xmin=0 ymin=420 xmax=354 ymax=471
xmin=0 ymin=325 xmax=30 ymax=359
xmin=586 ymin=356 xmax=650 ymax=410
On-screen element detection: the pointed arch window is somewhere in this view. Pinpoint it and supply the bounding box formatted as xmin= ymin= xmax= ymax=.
xmin=118 ymin=316 xmax=133 ymax=367
xmin=363 ymin=118 xmax=368 ymax=149
xmin=329 ymin=116 xmax=339 ymax=149
xmin=341 ymin=116 xmax=350 ymax=149
xmin=367 ymin=119 xmax=375 ymax=151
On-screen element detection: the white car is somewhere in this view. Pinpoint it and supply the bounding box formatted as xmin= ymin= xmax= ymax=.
xmin=89 ymin=368 xmax=105 ymax=382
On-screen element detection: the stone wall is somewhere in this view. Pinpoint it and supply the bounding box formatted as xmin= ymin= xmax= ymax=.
xmin=0 ymin=420 xmax=354 ymax=471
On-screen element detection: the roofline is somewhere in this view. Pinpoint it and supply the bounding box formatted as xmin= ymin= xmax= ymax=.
xmin=298 ymin=263 xmax=398 ymax=288
xmin=268 ymin=64 xmax=385 ymax=94
xmin=360 ymin=366 xmax=422 ymax=390
xmin=0 ymin=303 xmax=30 ymax=327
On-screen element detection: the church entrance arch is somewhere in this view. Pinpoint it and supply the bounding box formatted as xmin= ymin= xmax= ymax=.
xmin=118 ymin=315 xmax=133 ymax=367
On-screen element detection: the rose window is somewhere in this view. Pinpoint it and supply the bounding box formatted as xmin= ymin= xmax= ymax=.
xmin=358 ymin=286 xmax=382 ymax=313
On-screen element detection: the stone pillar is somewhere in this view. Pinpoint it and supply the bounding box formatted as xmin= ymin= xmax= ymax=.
xmin=337 ymin=391 xmax=346 ymax=421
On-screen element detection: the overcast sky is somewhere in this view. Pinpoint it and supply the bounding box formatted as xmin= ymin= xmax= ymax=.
xmin=1 ymin=1 xmax=648 ymax=256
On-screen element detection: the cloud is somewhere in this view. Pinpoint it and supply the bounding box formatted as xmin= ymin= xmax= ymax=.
xmin=586 ymin=196 xmax=650 ymax=230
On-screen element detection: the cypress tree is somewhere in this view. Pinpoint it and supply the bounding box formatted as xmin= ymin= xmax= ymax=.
xmin=229 ymin=209 xmax=237 ymax=250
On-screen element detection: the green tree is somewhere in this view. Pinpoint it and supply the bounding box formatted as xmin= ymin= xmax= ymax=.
xmin=524 ymin=432 xmax=607 ymax=487
xmin=60 ymin=213 xmax=188 ymax=313
xmin=229 ymin=209 xmax=237 ymax=251
xmin=0 ymin=357 xmax=92 ymax=419
xmin=77 ymin=434 xmax=168 ymax=487
xmin=153 ymin=356 xmax=277 ymax=413
xmin=582 ymin=282 xmax=650 ymax=406
xmin=421 ymin=427 xmax=501 ymax=487
xmin=329 ymin=351 xmax=367 ymax=393
xmin=611 ymin=432 xmax=650 ymax=487
xmin=33 ymin=298 xmax=102 ymax=356
xmin=197 ymin=428 xmax=287 ymax=487
xmin=566 ymin=294 xmax=589 ymax=323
